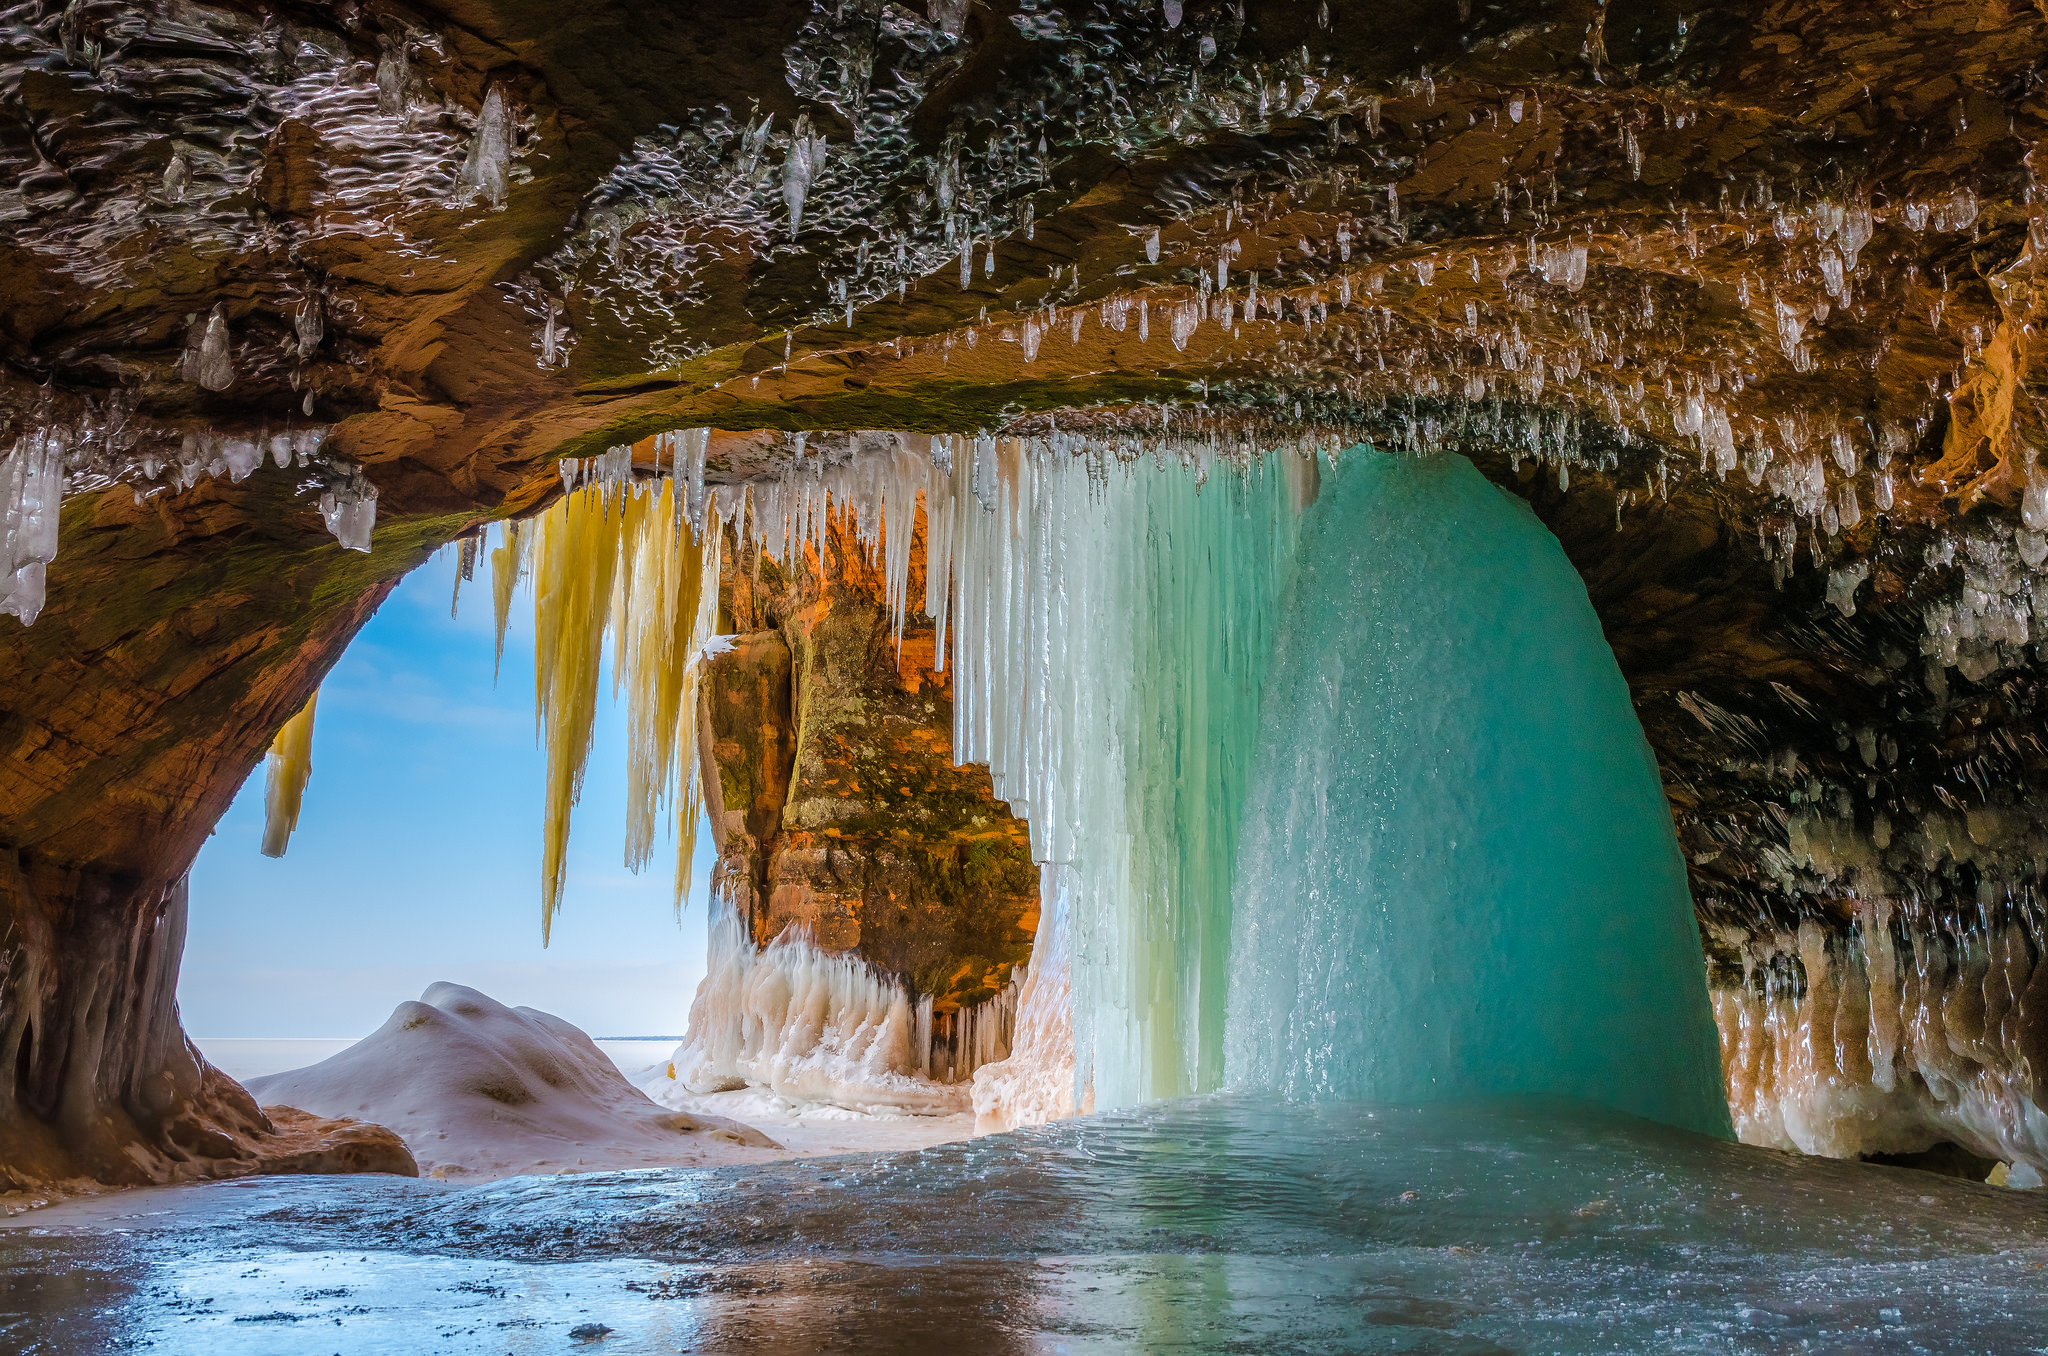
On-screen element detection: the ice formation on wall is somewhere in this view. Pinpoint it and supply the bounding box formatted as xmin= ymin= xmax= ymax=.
xmin=1717 ymin=910 xmax=2048 ymax=1172
xmin=454 ymin=87 xmax=513 ymax=207
xmin=2 ymin=407 xmax=351 ymax=626
xmin=0 ymin=430 xmax=64 ymax=624
xmin=971 ymin=864 xmax=1078 ymax=1133
xmin=317 ymin=460 xmax=378 ymax=552
xmin=662 ymin=900 xmax=1018 ymax=1115
xmin=1224 ymin=451 xmax=1730 ymax=1135
xmin=944 ymin=440 xmax=1308 ymax=1109
xmin=260 ymin=690 xmax=319 ymax=858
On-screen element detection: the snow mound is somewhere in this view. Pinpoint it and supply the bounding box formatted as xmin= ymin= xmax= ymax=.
xmin=247 ymin=982 xmax=777 ymax=1180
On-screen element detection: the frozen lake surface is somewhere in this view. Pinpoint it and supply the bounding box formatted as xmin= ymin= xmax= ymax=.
xmin=4 ymin=1096 xmax=2046 ymax=1353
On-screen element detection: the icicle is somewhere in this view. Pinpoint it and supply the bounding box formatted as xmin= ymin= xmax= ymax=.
xmin=318 ymin=463 xmax=377 ymax=552
xmin=195 ymin=305 xmax=234 ymax=391
xmin=678 ymin=427 xmax=710 ymax=533
xmin=490 ymin=520 xmax=526 ymax=678
xmin=455 ymin=86 xmax=512 ymax=207
xmin=529 ymin=472 xmax=719 ymax=934
xmin=260 ymin=690 xmax=319 ymax=858
xmin=0 ymin=431 xmax=65 ymax=625
xmin=162 ymin=148 xmax=190 ymax=202
xmin=783 ymin=120 xmax=826 ymax=234
xmin=294 ymin=296 xmax=324 ymax=359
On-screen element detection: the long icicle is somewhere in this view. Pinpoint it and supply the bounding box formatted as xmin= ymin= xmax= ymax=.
xmin=260 ymin=690 xmax=320 ymax=858
xmin=489 ymin=519 xmax=526 ymax=681
xmin=531 ymin=451 xmax=721 ymax=938
xmin=533 ymin=485 xmax=624 ymax=941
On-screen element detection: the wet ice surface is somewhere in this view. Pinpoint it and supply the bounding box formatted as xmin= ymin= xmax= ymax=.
xmin=5 ymin=1096 xmax=2048 ymax=1354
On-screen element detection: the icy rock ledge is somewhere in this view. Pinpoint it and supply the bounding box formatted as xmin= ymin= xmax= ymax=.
xmin=248 ymin=983 xmax=778 ymax=1180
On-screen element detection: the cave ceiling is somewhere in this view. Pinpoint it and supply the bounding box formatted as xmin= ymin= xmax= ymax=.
xmin=5 ymin=0 xmax=2048 ymax=954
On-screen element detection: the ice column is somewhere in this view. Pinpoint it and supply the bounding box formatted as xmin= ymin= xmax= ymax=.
xmin=1223 ymin=451 xmax=1731 ymax=1136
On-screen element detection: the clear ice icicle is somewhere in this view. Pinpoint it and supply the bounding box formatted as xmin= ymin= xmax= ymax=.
xmin=161 ymin=149 xmax=189 ymax=202
xmin=456 ymin=86 xmax=512 ymax=207
xmin=294 ymin=296 xmax=323 ymax=358
xmin=2024 ymin=474 xmax=2048 ymax=531
xmin=195 ymin=305 xmax=234 ymax=391
xmin=783 ymin=123 xmax=826 ymax=234
xmin=0 ymin=431 xmax=64 ymax=625
xmin=319 ymin=463 xmax=378 ymax=552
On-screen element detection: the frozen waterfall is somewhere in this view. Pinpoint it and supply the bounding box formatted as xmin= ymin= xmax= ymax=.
xmin=635 ymin=433 xmax=1729 ymax=1132
xmin=1223 ymin=451 xmax=1732 ymax=1135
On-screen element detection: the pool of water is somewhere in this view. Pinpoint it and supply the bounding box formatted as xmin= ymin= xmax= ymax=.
xmin=5 ymin=1096 xmax=2046 ymax=1353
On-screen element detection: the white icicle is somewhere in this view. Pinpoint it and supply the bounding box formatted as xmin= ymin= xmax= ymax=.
xmin=0 ymin=431 xmax=65 ymax=625
xmin=195 ymin=305 xmax=234 ymax=391
xmin=319 ymin=463 xmax=378 ymax=552
xmin=455 ymin=86 xmax=512 ymax=207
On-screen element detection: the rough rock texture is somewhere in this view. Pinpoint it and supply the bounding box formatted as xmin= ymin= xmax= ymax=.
xmin=702 ymin=503 xmax=1038 ymax=1018
xmin=9 ymin=0 xmax=2048 ymax=1177
xmin=0 ymin=868 xmax=415 ymax=1186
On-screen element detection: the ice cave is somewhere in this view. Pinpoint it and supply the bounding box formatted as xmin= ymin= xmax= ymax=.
xmin=6 ymin=0 xmax=2048 ymax=1348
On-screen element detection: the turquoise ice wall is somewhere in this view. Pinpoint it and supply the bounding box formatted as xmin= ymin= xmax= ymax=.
xmin=1220 ymin=451 xmax=1731 ymax=1134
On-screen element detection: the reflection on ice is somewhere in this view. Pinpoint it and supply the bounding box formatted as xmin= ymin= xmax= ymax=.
xmin=4 ymin=1096 xmax=2047 ymax=1353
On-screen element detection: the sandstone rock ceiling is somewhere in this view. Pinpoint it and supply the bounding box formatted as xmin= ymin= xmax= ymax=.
xmin=5 ymin=0 xmax=2048 ymax=966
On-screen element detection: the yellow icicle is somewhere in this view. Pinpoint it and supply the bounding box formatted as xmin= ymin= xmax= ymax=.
xmin=528 ymin=460 xmax=724 ymax=938
xmin=260 ymin=690 xmax=319 ymax=858
xmin=490 ymin=520 xmax=525 ymax=680
xmin=533 ymin=488 xmax=623 ymax=942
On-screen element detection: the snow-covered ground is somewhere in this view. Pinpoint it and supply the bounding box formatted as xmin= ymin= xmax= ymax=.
xmin=234 ymin=985 xmax=973 ymax=1180
xmin=244 ymin=983 xmax=783 ymax=1180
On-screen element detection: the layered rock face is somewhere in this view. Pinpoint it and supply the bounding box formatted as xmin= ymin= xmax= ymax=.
xmin=7 ymin=0 xmax=2048 ymax=1176
xmin=701 ymin=473 xmax=1038 ymax=1024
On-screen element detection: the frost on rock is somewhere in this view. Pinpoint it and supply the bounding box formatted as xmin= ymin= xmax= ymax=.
xmin=318 ymin=461 xmax=377 ymax=551
xmin=0 ymin=431 xmax=64 ymax=624
xmin=454 ymin=86 xmax=512 ymax=207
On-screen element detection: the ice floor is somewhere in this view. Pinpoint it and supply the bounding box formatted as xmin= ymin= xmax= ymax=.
xmin=4 ymin=1095 xmax=2047 ymax=1354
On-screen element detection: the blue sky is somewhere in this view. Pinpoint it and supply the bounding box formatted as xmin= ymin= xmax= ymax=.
xmin=180 ymin=543 xmax=714 ymax=1039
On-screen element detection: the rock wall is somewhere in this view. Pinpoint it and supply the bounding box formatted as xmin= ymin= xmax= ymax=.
xmin=700 ymin=491 xmax=1039 ymax=1025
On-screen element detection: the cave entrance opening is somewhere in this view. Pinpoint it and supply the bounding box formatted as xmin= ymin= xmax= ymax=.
xmin=178 ymin=545 xmax=714 ymax=1094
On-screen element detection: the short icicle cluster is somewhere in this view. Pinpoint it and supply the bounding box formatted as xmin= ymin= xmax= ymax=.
xmin=1717 ymin=906 xmax=2048 ymax=1174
